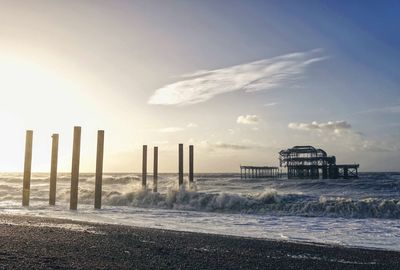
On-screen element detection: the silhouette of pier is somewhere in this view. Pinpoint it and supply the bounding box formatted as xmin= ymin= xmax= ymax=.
xmin=279 ymin=146 xmax=359 ymax=179
xmin=240 ymin=166 xmax=279 ymax=179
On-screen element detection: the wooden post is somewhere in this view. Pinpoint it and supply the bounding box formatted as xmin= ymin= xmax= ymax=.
xmin=22 ymin=130 xmax=33 ymax=206
xmin=142 ymin=145 xmax=147 ymax=189
xmin=189 ymin=145 xmax=194 ymax=183
xmin=70 ymin=126 xmax=81 ymax=210
xmin=153 ymin=146 xmax=158 ymax=192
xmin=49 ymin=133 xmax=59 ymax=205
xmin=94 ymin=130 xmax=104 ymax=209
xmin=178 ymin=143 xmax=183 ymax=187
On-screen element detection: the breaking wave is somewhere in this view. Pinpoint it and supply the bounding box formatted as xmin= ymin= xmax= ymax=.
xmin=1 ymin=172 xmax=399 ymax=220
xmin=77 ymin=188 xmax=400 ymax=219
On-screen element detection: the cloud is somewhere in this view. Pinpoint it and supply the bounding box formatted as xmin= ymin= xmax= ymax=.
xmin=288 ymin=120 xmax=351 ymax=134
xmin=237 ymin=115 xmax=259 ymax=125
xmin=157 ymin=127 xmax=185 ymax=133
xmin=157 ymin=123 xmax=198 ymax=133
xmin=264 ymin=102 xmax=278 ymax=107
xmin=288 ymin=120 xmax=399 ymax=152
xmin=214 ymin=142 xmax=253 ymax=150
xmin=210 ymin=141 xmax=280 ymax=151
xmin=148 ymin=49 xmax=326 ymax=106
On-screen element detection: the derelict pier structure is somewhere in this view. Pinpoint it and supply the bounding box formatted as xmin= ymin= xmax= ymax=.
xmin=279 ymin=146 xmax=359 ymax=179
xmin=240 ymin=166 xmax=279 ymax=179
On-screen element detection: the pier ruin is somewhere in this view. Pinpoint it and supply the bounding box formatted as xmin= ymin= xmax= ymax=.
xmin=240 ymin=166 xmax=279 ymax=179
xmin=240 ymin=145 xmax=359 ymax=180
xmin=279 ymin=146 xmax=359 ymax=179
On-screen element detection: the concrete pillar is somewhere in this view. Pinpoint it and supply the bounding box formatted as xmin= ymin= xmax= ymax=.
xmin=153 ymin=146 xmax=158 ymax=192
xmin=94 ymin=130 xmax=104 ymax=209
xmin=178 ymin=144 xmax=183 ymax=187
xmin=189 ymin=145 xmax=194 ymax=183
xmin=49 ymin=134 xmax=59 ymax=206
xmin=22 ymin=130 xmax=33 ymax=207
xmin=142 ymin=145 xmax=147 ymax=189
xmin=70 ymin=126 xmax=81 ymax=210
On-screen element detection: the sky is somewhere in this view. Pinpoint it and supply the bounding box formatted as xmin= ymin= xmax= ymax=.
xmin=0 ymin=0 xmax=399 ymax=172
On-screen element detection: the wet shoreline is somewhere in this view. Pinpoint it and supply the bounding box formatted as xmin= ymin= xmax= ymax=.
xmin=0 ymin=214 xmax=398 ymax=269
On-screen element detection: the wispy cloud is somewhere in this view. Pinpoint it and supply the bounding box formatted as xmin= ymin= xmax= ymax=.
xmin=214 ymin=142 xmax=253 ymax=150
xmin=148 ymin=49 xmax=326 ymax=106
xmin=237 ymin=115 xmax=259 ymax=125
xmin=264 ymin=102 xmax=278 ymax=107
xmin=156 ymin=123 xmax=198 ymax=133
xmin=288 ymin=120 xmax=351 ymax=134
xmin=157 ymin=127 xmax=185 ymax=133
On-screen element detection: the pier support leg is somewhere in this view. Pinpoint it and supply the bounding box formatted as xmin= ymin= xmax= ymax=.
xmin=322 ymin=166 xmax=328 ymax=179
xmin=142 ymin=145 xmax=147 ymax=189
xmin=189 ymin=145 xmax=194 ymax=184
xmin=344 ymin=167 xmax=349 ymax=179
xmin=94 ymin=130 xmax=104 ymax=209
xmin=49 ymin=134 xmax=59 ymax=206
xmin=70 ymin=126 xmax=81 ymax=210
xmin=22 ymin=130 xmax=33 ymax=207
xmin=153 ymin=146 xmax=158 ymax=192
xmin=179 ymin=144 xmax=183 ymax=188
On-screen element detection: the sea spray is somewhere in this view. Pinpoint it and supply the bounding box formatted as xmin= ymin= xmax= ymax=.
xmin=0 ymin=172 xmax=399 ymax=219
xmin=91 ymin=188 xmax=400 ymax=219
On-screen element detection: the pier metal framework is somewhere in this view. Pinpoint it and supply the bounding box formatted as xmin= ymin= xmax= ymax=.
xmin=240 ymin=166 xmax=279 ymax=179
xmin=279 ymin=146 xmax=359 ymax=179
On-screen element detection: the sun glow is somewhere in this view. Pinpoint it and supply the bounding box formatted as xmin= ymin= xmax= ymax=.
xmin=0 ymin=55 xmax=99 ymax=172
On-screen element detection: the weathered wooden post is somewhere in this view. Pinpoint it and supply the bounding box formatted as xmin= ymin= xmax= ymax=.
xmin=49 ymin=134 xmax=59 ymax=205
xmin=189 ymin=145 xmax=194 ymax=183
xmin=94 ymin=130 xmax=104 ymax=209
xmin=153 ymin=146 xmax=158 ymax=192
xmin=70 ymin=126 xmax=81 ymax=210
xmin=178 ymin=143 xmax=183 ymax=187
xmin=142 ymin=145 xmax=147 ymax=189
xmin=22 ymin=130 xmax=33 ymax=206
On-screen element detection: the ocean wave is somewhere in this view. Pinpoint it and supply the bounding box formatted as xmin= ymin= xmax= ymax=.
xmin=0 ymin=172 xmax=399 ymax=219
xmin=84 ymin=188 xmax=400 ymax=219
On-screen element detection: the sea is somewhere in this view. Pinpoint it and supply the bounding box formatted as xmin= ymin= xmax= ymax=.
xmin=0 ymin=172 xmax=399 ymax=251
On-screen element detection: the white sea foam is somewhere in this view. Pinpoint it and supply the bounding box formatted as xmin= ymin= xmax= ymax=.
xmin=0 ymin=172 xmax=399 ymax=250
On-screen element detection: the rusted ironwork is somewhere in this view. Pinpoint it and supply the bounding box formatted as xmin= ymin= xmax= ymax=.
xmin=279 ymin=146 xmax=359 ymax=179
